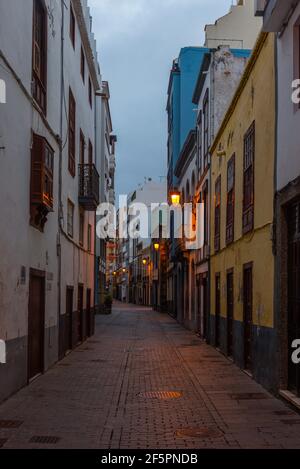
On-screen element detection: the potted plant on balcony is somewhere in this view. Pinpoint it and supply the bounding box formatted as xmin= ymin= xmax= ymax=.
xmin=104 ymin=293 xmax=113 ymax=315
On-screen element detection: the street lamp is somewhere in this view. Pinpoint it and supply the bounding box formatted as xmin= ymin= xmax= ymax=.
xmin=154 ymin=242 xmax=160 ymax=251
xmin=170 ymin=188 xmax=181 ymax=206
xmin=142 ymin=258 xmax=147 ymax=266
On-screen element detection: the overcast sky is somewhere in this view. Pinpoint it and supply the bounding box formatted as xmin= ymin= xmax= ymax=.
xmin=89 ymin=0 xmax=231 ymax=196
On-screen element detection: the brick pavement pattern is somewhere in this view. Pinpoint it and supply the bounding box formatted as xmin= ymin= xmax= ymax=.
xmin=1 ymin=302 xmax=300 ymax=449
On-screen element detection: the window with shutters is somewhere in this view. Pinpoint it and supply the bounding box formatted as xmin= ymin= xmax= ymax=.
xmin=197 ymin=111 xmax=202 ymax=176
xmin=214 ymin=176 xmax=221 ymax=253
xmin=67 ymin=200 xmax=74 ymax=238
xmin=70 ymin=5 xmax=75 ymax=49
xmin=80 ymin=130 xmax=85 ymax=165
xmin=88 ymin=140 xmax=93 ymax=165
xmin=79 ymin=210 xmax=84 ymax=246
xmin=203 ymin=89 xmax=209 ymax=168
xmin=80 ymin=47 xmax=85 ymax=83
xmin=89 ymin=77 xmax=93 ymax=108
xmin=226 ymin=154 xmax=235 ymax=245
xmin=32 ymin=0 xmax=47 ymax=114
xmin=30 ymin=133 xmax=54 ymax=231
xmin=243 ymin=122 xmax=255 ymax=234
xmin=68 ymin=88 xmax=76 ymax=177
xmin=87 ymin=224 xmax=92 ymax=252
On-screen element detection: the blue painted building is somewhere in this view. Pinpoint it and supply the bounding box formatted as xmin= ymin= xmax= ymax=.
xmin=167 ymin=47 xmax=209 ymax=189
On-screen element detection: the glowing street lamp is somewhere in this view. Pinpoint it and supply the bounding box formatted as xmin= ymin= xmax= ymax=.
xmin=170 ymin=189 xmax=181 ymax=206
xmin=154 ymin=242 xmax=160 ymax=251
xmin=142 ymin=258 xmax=147 ymax=266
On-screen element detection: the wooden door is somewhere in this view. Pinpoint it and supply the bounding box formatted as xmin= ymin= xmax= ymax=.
xmin=215 ymin=274 xmax=221 ymax=348
xmin=288 ymin=201 xmax=300 ymax=396
xmin=66 ymin=287 xmax=73 ymax=351
xmin=243 ymin=264 xmax=253 ymax=371
xmin=227 ymin=271 xmax=234 ymax=357
xmin=28 ymin=271 xmax=45 ymax=380
xmin=77 ymin=285 xmax=84 ymax=344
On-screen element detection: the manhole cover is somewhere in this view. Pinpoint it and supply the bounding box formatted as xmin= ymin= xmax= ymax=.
xmin=229 ymin=393 xmax=269 ymax=400
xmin=138 ymin=391 xmax=182 ymax=400
xmin=0 ymin=420 xmax=23 ymax=429
xmin=29 ymin=436 xmax=61 ymax=445
xmin=175 ymin=427 xmax=223 ymax=439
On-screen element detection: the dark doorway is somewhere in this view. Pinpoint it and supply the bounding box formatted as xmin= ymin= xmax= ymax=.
xmin=215 ymin=274 xmax=221 ymax=348
xmin=77 ymin=284 xmax=84 ymax=344
xmin=288 ymin=200 xmax=300 ymax=396
xmin=66 ymin=287 xmax=74 ymax=351
xmin=86 ymin=289 xmax=91 ymax=338
xmin=243 ymin=264 xmax=253 ymax=371
xmin=28 ymin=270 xmax=45 ymax=381
xmin=227 ymin=271 xmax=234 ymax=357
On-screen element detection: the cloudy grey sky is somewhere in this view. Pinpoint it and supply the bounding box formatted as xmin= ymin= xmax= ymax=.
xmin=89 ymin=0 xmax=231 ymax=196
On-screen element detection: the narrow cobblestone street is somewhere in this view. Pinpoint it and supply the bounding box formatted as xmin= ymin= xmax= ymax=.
xmin=1 ymin=302 xmax=300 ymax=450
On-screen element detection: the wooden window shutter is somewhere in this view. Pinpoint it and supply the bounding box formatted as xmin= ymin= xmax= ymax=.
xmin=31 ymin=133 xmax=45 ymax=205
xmin=68 ymin=88 xmax=76 ymax=176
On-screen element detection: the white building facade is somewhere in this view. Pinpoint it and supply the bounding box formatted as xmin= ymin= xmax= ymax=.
xmin=0 ymin=0 xmax=110 ymax=402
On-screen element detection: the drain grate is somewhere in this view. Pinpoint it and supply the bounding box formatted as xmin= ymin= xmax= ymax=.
xmin=175 ymin=427 xmax=223 ymax=439
xmin=229 ymin=393 xmax=269 ymax=400
xmin=0 ymin=439 xmax=8 ymax=448
xmin=58 ymin=363 xmax=71 ymax=367
xmin=30 ymin=436 xmax=61 ymax=445
xmin=138 ymin=391 xmax=182 ymax=400
xmin=0 ymin=420 xmax=23 ymax=429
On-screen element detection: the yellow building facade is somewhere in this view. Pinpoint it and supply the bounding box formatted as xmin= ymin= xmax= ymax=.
xmin=209 ymin=33 xmax=277 ymax=391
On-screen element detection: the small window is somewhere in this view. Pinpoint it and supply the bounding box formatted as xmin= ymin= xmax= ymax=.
xmin=88 ymin=140 xmax=93 ymax=165
xmin=79 ymin=210 xmax=84 ymax=246
xmin=80 ymin=47 xmax=85 ymax=83
xmin=197 ymin=111 xmax=202 ymax=175
xmin=214 ymin=176 xmax=221 ymax=252
xmin=67 ymin=200 xmax=74 ymax=238
xmin=203 ymin=89 xmax=209 ymax=168
xmin=68 ymin=88 xmax=76 ymax=177
xmin=243 ymin=122 xmax=255 ymax=234
xmin=80 ymin=130 xmax=85 ymax=165
xmin=226 ymin=155 xmax=235 ymax=245
xmin=70 ymin=5 xmax=75 ymax=49
xmin=87 ymin=224 xmax=92 ymax=252
xmin=32 ymin=0 xmax=47 ymax=114
xmin=88 ymin=77 xmax=93 ymax=108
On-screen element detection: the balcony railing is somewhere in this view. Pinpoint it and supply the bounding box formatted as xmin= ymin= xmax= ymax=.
xmin=78 ymin=164 xmax=100 ymax=211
